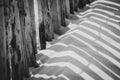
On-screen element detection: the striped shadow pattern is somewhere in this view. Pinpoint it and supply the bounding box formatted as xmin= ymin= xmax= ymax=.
xmin=30 ymin=0 xmax=120 ymax=80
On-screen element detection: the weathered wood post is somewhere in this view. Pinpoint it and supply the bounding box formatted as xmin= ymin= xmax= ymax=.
xmin=0 ymin=0 xmax=9 ymax=80
xmin=0 ymin=0 xmax=38 ymax=80
xmin=50 ymin=0 xmax=61 ymax=35
xmin=74 ymin=0 xmax=79 ymax=12
xmin=59 ymin=0 xmax=67 ymax=26
xmin=69 ymin=0 xmax=75 ymax=14
xmin=40 ymin=0 xmax=54 ymax=42
xmin=65 ymin=0 xmax=70 ymax=16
